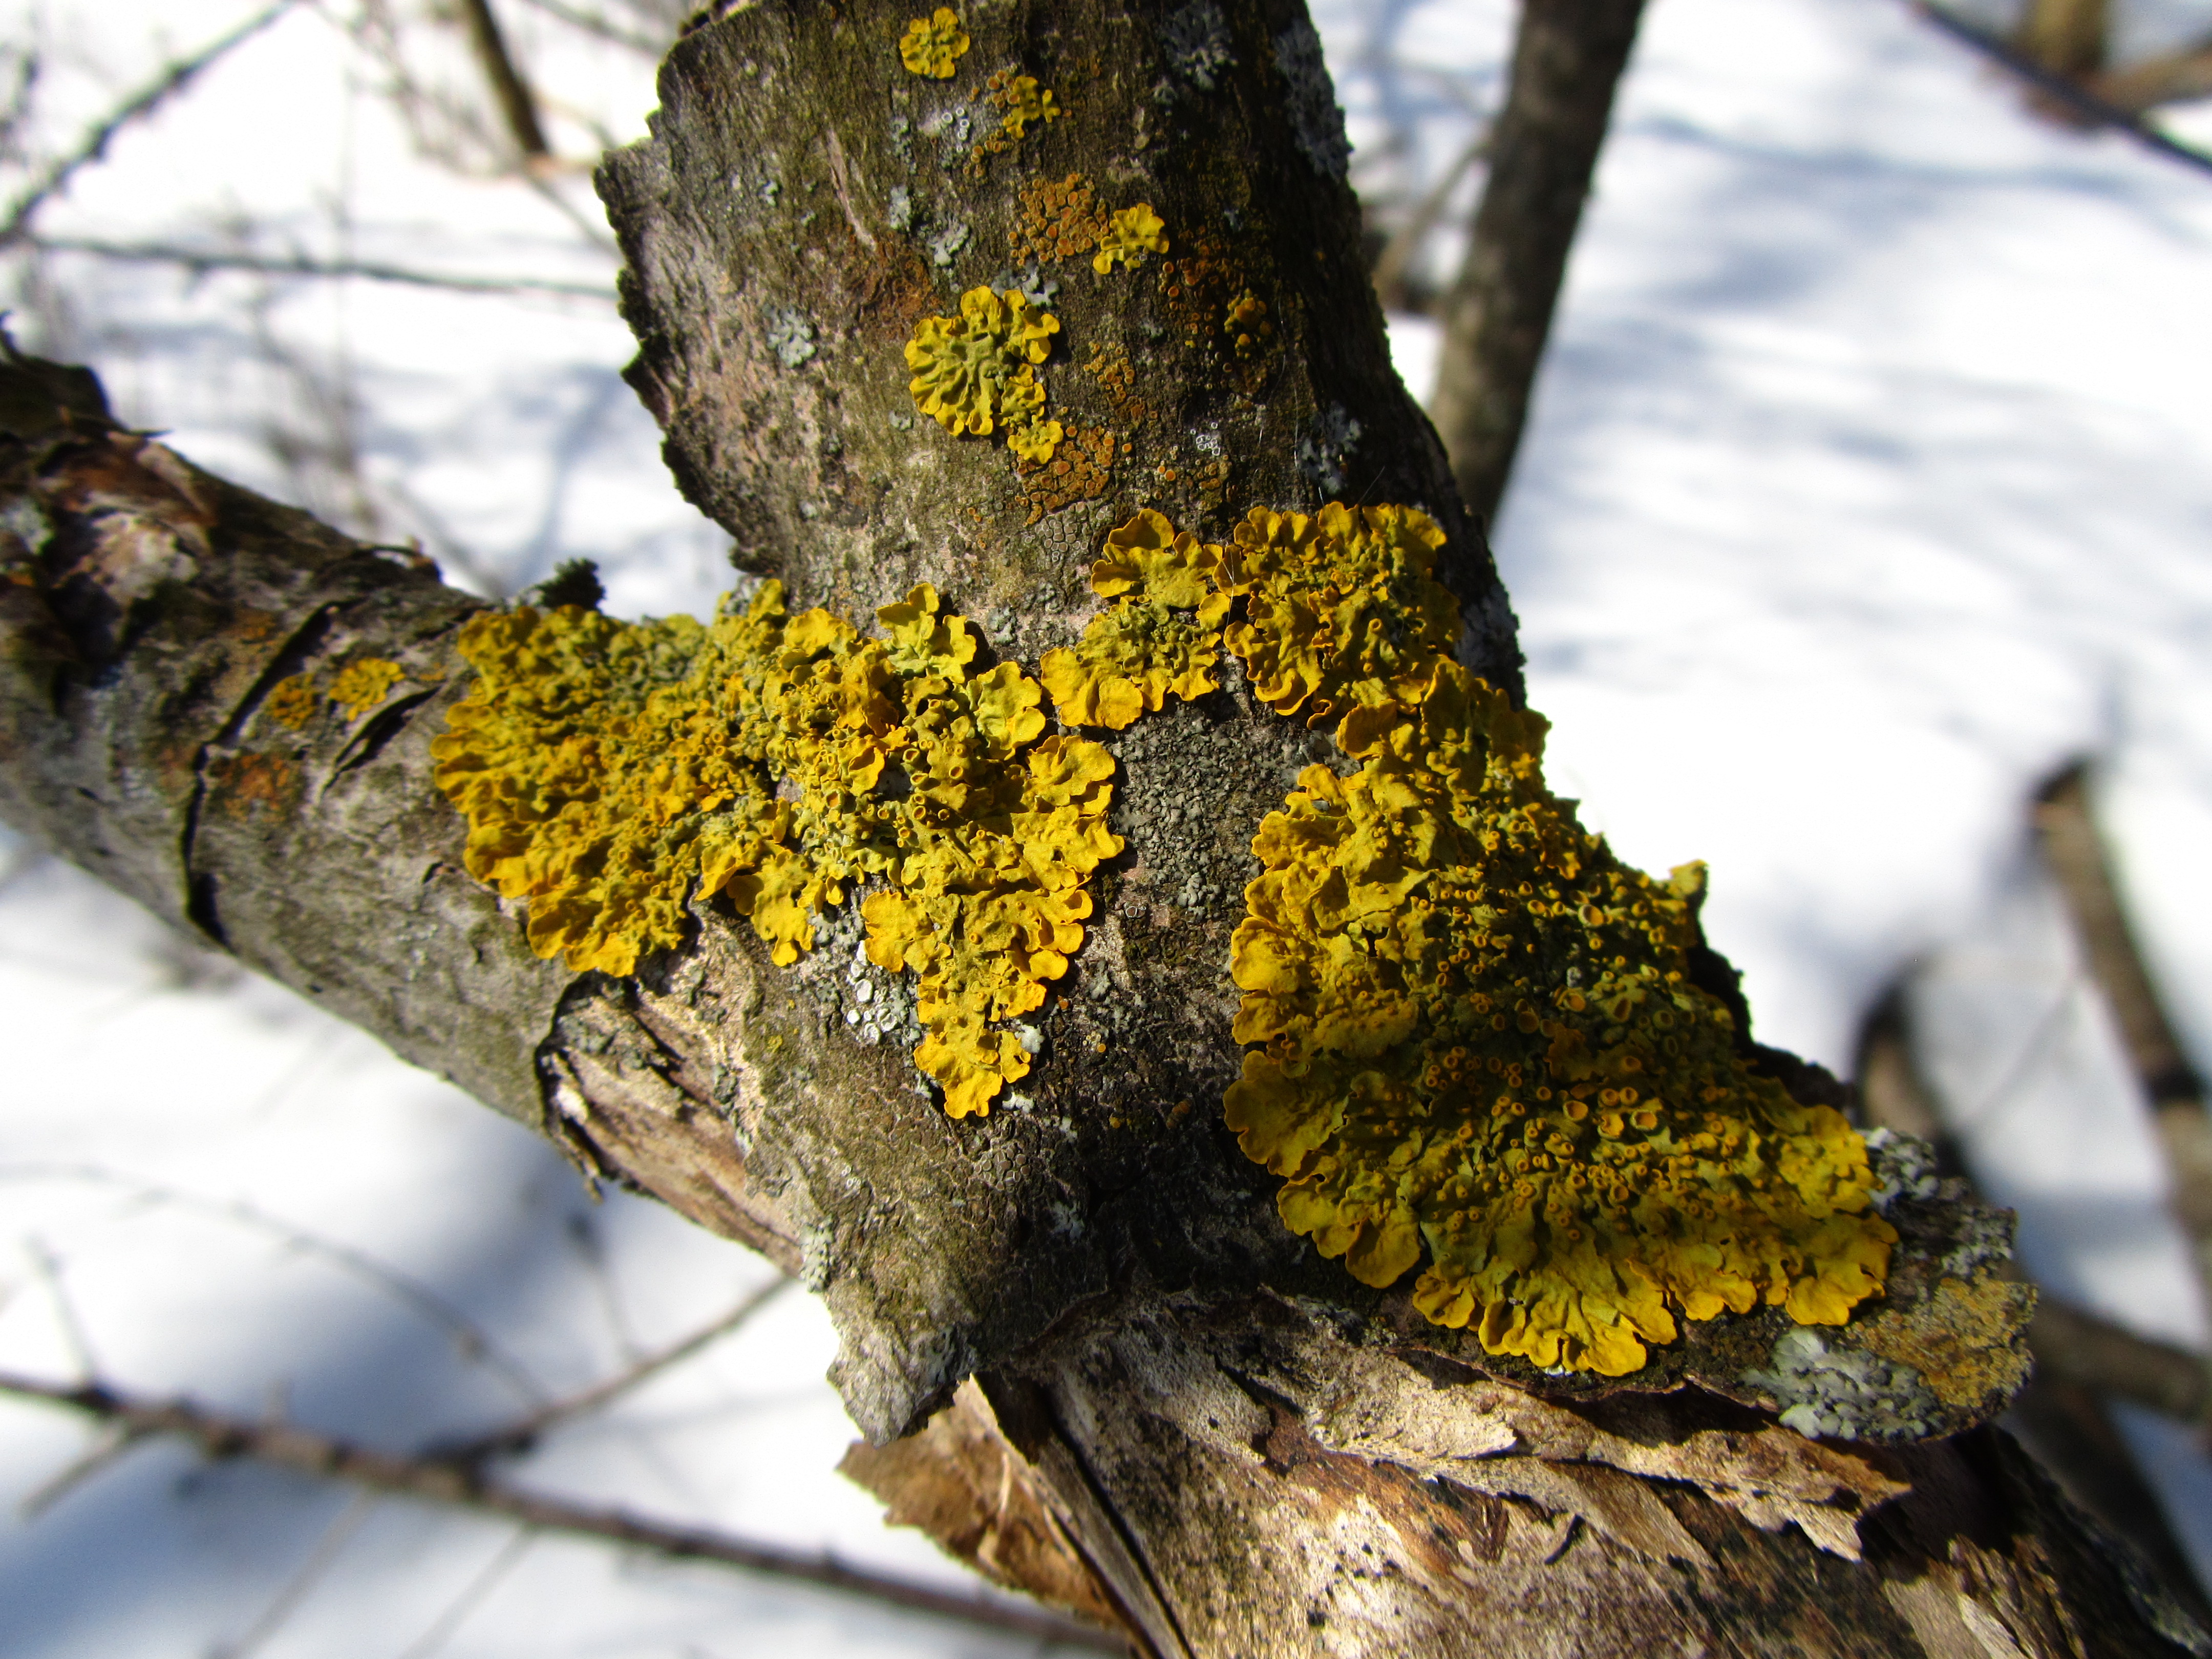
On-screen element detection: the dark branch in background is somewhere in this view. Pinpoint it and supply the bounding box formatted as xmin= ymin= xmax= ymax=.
xmin=0 ymin=0 xmax=302 ymax=247
xmin=0 ymin=1370 xmax=1121 ymax=1654
xmin=1368 ymin=130 xmax=1490 ymax=313
xmin=1426 ymin=0 xmax=1649 ymax=531
xmin=25 ymin=234 xmax=615 ymax=298
xmin=427 ymin=1277 xmax=791 ymax=1468
xmin=2031 ymin=763 xmax=2212 ymax=1398
xmin=1856 ymin=994 xmax=2212 ymax=1620
xmin=1912 ymin=4 xmax=2212 ymax=177
xmin=456 ymin=0 xmax=552 ymax=166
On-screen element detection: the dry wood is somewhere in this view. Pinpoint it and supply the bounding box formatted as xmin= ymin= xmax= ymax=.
xmin=0 ymin=1 xmax=2202 ymax=1649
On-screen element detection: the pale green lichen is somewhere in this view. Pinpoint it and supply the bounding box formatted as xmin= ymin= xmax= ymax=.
xmin=431 ymin=584 xmax=1120 ymax=1118
xmin=905 ymin=287 xmax=1064 ymax=463
xmin=899 ymin=6 xmax=968 ymax=77
xmin=1087 ymin=501 xmax=1907 ymax=1377
xmin=1040 ymin=508 xmax=1230 ymax=730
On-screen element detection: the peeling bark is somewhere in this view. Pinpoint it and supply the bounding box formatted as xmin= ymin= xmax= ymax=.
xmin=0 ymin=1 xmax=2204 ymax=1651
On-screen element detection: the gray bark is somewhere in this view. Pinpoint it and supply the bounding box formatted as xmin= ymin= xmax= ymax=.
xmin=0 ymin=1 xmax=2201 ymax=1652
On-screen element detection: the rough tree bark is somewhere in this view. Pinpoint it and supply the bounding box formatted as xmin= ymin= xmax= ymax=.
xmin=0 ymin=1 xmax=2201 ymax=1653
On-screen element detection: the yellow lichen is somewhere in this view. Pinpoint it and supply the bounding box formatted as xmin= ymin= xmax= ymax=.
xmin=905 ymin=287 xmax=1062 ymax=462
xmin=1189 ymin=502 xmax=1896 ymax=1375
xmin=432 ymin=584 xmax=1120 ymax=1118
xmin=1224 ymin=290 xmax=1273 ymax=356
xmin=1039 ymin=511 xmax=1232 ymax=731
xmin=899 ymin=6 xmax=969 ymax=77
xmin=264 ymin=673 xmax=318 ymax=730
xmin=1220 ymin=503 xmax=1460 ymax=726
xmin=1091 ymin=205 xmax=1167 ymax=274
xmin=328 ymin=658 xmax=404 ymax=720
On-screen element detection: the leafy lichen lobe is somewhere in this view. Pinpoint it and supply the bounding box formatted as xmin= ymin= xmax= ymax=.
xmin=1185 ymin=502 xmax=1897 ymax=1377
xmin=429 ymin=584 xmax=1120 ymax=1117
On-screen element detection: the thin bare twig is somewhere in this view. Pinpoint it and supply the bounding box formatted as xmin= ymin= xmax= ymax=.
xmin=1369 ymin=130 xmax=1490 ymax=312
xmin=27 ymin=235 xmax=614 ymax=299
xmin=513 ymin=0 xmax=671 ymax=57
xmin=431 ymin=1277 xmax=792 ymax=1467
xmin=456 ymin=0 xmax=551 ymax=164
xmin=392 ymin=1524 xmax=534 ymax=1659
xmin=2029 ymin=1298 xmax=2211 ymax=1425
xmin=0 ymin=1370 xmax=1122 ymax=1652
xmin=1913 ymin=4 xmax=2212 ymax=178
xmin=0 ymin=1165 xmax=551 ymax=1405
xmin=19 ymin=1234 xmax=97 ymax=1378
xmin=17 ymin=1422 xmax=146 ymax=1518
xmin=0 ymin=0 xmax=303 ymax=246
xmin=214 ymin=1490 xmax=379 ymax=1659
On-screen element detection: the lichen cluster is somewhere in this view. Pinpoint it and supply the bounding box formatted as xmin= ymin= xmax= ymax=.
xmin=1041 ymin=508 xmax=1229 ymax=730
xmin=431 ymin=584 xmax=1120 ymax=1117
xmin=329 ymin=657 xmax=404 ymax=720
xmin=1082 ymin=344 xmax=1150 ymax=424
xmin=1017 ymin=421 xmax=1115 ymax=525
xmin=1090 ymin=205 xmax=1167 ymax=274
xmin=264 ymin=673 xmax=318 ymax=730
xmin=970 ymin=69 xmax=1062 ymax=171
xmin=898 ymin=6 xmax=969 ymax=77
xmin=1009 ymin=173 xmax=1109 ymax=267
xmin=1157 ymin=231 xmax=1279 ymax=394
xmin=1175 ymin=501 xmax=1898 ymax=1375
xmin=904 ymin=286 xmax=1064 ymax=463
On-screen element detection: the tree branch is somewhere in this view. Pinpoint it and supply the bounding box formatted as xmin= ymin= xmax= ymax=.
xmin=0 ymin=1369 xmax=1122 ymax=1652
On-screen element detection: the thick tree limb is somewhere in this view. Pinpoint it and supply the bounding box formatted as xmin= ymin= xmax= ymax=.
xmin=0 ymin=1 xmax=2195 ymax=1650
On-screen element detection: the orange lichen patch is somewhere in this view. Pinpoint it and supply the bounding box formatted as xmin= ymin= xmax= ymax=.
xmin=906 ymin=287 xmax=1063 ymax=463
xmin=1195 ymin=455 xmax=1231 ymax=514
xmin=1009 ymin=173 xmax=1109 ymax=267
xmin=1857 ymin=1278 xmax=2035 ymax=1409
xmin=328 ymin=658 xmax=404 ymax=720
xmin=1017 ymin=422 xmax=1114 ymax=525
xmin=1091 ymin=205 xmax=1167 ymax=274
xmin=1082 ymin=344 xmax=1149 ymax=424
xmin=1224 ymin=289 xmax=1274 ymax=356
xmin=263 ymin=673 xmax=318 ymax=730
xmin=207 ymin=751 xmax=301 ymax=820
xmin=1220 ymin=503 xmax=1460 ymax=727
xmin=1040 ymin=509 xmax=1230 ymax=731
xmin=1220 ymin=506 xmax=1896 ymax=1375
xmin=1159 ymin=232 xmax=1279 ymax=393
xmin=969 ymin=69 xmax=1063 ymax=170
xmin=899 ymin=6 xmax=969 ymax=77
xmin=432 ymin=585 xmax=1120 ymax=1117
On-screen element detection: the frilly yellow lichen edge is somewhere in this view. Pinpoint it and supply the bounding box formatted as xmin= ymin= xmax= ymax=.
xmin=429 ymin=581 xmax=1121 ymax=1119
xmin=1203 ymin=498 xmax=1896 ymax=1377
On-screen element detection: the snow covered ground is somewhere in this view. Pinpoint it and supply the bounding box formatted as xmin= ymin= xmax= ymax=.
xmin=6 ymin=0 xmax=2212 ymax=1649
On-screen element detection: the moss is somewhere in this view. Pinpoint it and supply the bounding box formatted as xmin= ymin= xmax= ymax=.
xmin=1040 ymin=509 xmax=1230 ymax=730
xmin=905 ymin=287 xmax=1064 ymax=463
xmin=263 ymin=673 xmax=318 ymax=730
xmin=328 ymin=657 xmax=404 ymax=720
xmin=432 ymin=583 xmax=1121 ymax=1118
xmin=899 ymin=7 xmax=969 ymax=78
xmin=1142 ymin=500 xmax=1904 ymax=1377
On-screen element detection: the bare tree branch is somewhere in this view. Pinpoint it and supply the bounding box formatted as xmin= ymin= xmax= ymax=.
xmin=0 ymin=1369 xmax=1123 ymax=1653
xmin=0 ymin=0 xmax=303 ymax=247
xmin=455 ymin=0 xmax=552 ymax=165
xmin=26 ymin=233 xmax=615 ymax=298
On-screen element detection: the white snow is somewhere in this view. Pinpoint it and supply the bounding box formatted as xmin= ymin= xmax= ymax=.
xmin=7 ymin=0 xmax=2212 ymax=1646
